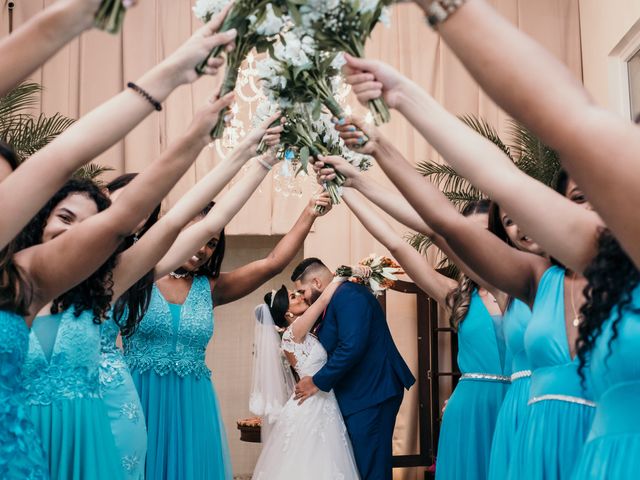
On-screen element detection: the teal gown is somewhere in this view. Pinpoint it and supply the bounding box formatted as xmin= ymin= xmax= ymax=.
xmin=508 ymin=266 xmax=595 ymax=480
xmin=571 ymin=284 xmax=640 ymax=479
xmin=435 ymin=291 xmax=509 ymax=480
xmin=99 ymin=314 xmax=147 ymax=479
xmin=123 ymin=276 xmax=232 ymax=480
xmin=22 ymin=309 xmax=123 ymax=480
xmin=488 ymin=299 xmax=532 ymax=478
xmin=0 ymin=310 xmax=49 ymax=479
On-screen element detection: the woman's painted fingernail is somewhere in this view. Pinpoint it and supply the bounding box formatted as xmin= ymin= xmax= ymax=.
xmin=338 ymin=118 xmax=345 ymax=125
xmin=348 ymin=126 xmax=356 ymax=132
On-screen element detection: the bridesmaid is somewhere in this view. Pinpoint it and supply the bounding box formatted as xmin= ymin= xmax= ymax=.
xmin=94 ymin=111 xmax=281 ymax=479
xmin=123 ymin=193 xmax=332 ymax=480
xmin=570 ymin=233 xmax=640 ymax=478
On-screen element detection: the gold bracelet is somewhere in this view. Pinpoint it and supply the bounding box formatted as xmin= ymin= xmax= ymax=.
xmin=426 ymin=0 xmax=467 ymax=28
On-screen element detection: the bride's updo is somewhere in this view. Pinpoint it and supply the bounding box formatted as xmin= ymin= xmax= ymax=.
xmin=264 ymin=285 xmax=289 ymax=329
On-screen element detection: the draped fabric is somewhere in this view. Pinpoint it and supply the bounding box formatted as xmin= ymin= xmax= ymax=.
xmin=1 ymin=2 xmax=582 ymax=477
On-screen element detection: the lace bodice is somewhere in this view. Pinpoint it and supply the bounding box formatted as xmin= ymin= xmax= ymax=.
xmin=0 ymin=310 xmax=49 ymax=479
xmin=281 ymin=325 xmax=327 ymax=378
xmin=22 ymin=309 xmax=101 ymax=405
xmin=123 ymin=276 xmax=213 ymax=379
xmin=99 ymin=315 xmax=129 ymax=390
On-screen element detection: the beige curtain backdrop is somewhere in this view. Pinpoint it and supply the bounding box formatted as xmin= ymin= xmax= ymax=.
xmin=2 ymin=1 xmax=582 ymax=478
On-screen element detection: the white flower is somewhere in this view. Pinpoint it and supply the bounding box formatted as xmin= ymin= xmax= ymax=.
xmin=330 ymin=52 xmax=346 ymax=71
xmin=192 ymin=0 xmax=230 ymax=21
xmin=274 ymin=31 xmax=316 ymax=67
xmin=254 ymin=4 xmax=285 ymax=36
xmin=379 ymin=6 xmax=392 ymax=28
xmin=356 ymin=0 xmax=380 ymax=14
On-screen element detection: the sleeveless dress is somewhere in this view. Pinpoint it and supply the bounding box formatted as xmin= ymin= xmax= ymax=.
xmin=22 ymin=309 xmax=123 ymax=480
xmin=435 ymin=291 xmax=509 ymax=480
xmin=253 ymin=323 xmax=360 ymax=478
xmin=508 ymin=266 xmax=595 ymax=480
xmin=571 ymin=284 xmax=640 ymax=479
xmin=122 ymin=276 xmax=232 ymax=480
xmin=488 ymin=299 xmax=532 ymax=478
xmin=0 ymin=310 xmax=49 ymax=480
xmin=99 ymin=314 xmax=147 ymax=479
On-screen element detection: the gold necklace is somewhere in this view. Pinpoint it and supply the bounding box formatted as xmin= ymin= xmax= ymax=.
xmin=569 ymin=272 xmax=582 ymax=328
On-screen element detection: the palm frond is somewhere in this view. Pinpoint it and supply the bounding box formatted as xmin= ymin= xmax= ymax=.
xmin=74 ymin=163 xmax=114 ymax=185
xmin=405 ymin=232 xmax=433 ymax=256
xmin=459 ymin=114 xmax=513 ymax=159
xmin=5 ymin=113 xmax=75 ymax=161
xmin=0 ymin=82 xmax=42 ymax=118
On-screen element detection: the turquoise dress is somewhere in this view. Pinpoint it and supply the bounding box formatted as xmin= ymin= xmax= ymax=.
xmin=22 ymin=309 xmax=123 ymax=480
xmin=99 ymin=315 xmax=147 ymax=479
xmin=435 ymin=291 xmax=509 ymax=480
xmin=488 ymin=299 xmax=532 ymax=478
xmin=123 ymin=276 xmax=232 ymax=480
xmin=571 ymin=284 xmax=640 ymax=479
xmin=508 ymin=266 xmax=595 ymax=480
xmin=0 ymin=310 xmax=49 ymax=479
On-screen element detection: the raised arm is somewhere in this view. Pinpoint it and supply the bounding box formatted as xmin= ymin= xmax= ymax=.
xmin=153 ymin=151 xmax=281 ymax=280
xmin=0 ymin=6 xmax=236 ymax=250
xmin=0 ymin=0 xmax=106 ymax=96
xmin=342 ymin=188 xmax=456 ymax=306
xmin=410 ymin=0 xmax=640 ymax=268
xmin=290 ymin=277 xmax=347 ymax=343
xmin=111 ymin=113 xmax=281 ymax=299
xmin=212 ymin=194 xmax=332 ymax=306
xmin=15 ymin=94 xmax=235 ymax=317
xmin=325 ymin=127 xmax=547 ymax=305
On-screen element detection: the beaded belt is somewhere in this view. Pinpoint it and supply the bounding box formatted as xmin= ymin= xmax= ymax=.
xmin=511 ymin=370 xmax=532 ymax=381
xmin=460 ymin=373 xmax=510 ymax=383
xmin=528 ymin=394 xmax=596 ymax=408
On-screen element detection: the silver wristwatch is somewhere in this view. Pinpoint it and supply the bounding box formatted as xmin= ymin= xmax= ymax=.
xmin=426 ymin=0 xmax=467 ymax=28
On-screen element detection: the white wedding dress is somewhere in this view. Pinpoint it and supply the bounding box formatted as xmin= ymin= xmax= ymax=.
xmin=253 ymin=325 xmax=360 ymax=479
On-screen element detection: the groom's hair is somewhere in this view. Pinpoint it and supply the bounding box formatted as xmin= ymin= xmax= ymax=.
xmin=291 ymin=257 xmax=329 ymax=282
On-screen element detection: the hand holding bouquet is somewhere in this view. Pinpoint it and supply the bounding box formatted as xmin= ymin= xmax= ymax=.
xmin=335 ymin=254 xmax=403 ymax=296
xmin=94 ymin=0 xmax=136 ymax=33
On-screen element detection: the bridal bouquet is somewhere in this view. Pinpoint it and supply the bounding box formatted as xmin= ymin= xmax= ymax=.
xmin=297 ymin=0 xmax=393 ymax=124
xmin=335 ymin=254 xmax=403 ymax=296
xmin=193 ymin=0 xmax=287 ymax=137
xmin=94 ymin=0 xmax=133 ymax=33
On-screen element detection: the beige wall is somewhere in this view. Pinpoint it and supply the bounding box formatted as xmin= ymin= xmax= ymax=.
xmin=2 ymin=1 xmax=583 ymax=478
xmin=579 ymin=0 xmax=640 ymax=109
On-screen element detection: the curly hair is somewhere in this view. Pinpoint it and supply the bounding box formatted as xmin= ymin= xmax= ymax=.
xmin=10 ymin=178 xmax=115 ymax=324
xmin=577 ymin=229 xmax=640 ymax=382
xmin=446 ymin=199 xmax=490 ymax=330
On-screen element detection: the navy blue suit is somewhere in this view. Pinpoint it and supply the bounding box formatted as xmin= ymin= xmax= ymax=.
xmin=313 ymin=282 xmax=415 ymax=479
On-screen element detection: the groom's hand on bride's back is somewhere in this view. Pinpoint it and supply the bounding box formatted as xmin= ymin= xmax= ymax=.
xmin=294 ymin=376 xmax=319 ymax=405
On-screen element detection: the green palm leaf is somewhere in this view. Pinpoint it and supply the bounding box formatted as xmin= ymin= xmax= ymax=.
xmin=0 ymin=82 xmax=42 ymax=118
xmin=5 ymin=113 xmax=75 ymax=160
xmin=74 ymin=163 xmax=114 ymax=185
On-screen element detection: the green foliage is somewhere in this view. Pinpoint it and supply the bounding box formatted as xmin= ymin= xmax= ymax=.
xmin=0 ymin=82 xmax=112 ymax=184
xmin=408 ymin=114 xmax=561 ymax=271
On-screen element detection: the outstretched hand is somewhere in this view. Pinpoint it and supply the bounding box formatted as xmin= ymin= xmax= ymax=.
xmin=343 ymin=54 xmax=407 ymax=110
xmin=308 ymin=192 xmax=332 ymax=217
xmin=333 ymin=116 xmax=379 ymax=155
xmin=163 ymin=3 xmax=237 ymax=85
xmin=188 ymin=90 xmax=236 ymax=144
xmin=313 ymin=155 xmax=360 ymax=188
xmin=294 ymin=376 xmax=319 ymax=405
xmin=240 ymin=113 xmax=284 ymax=156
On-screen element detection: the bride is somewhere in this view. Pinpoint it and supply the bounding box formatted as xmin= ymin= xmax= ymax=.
xmin=251 ymin=275 xmax=361 ymax=479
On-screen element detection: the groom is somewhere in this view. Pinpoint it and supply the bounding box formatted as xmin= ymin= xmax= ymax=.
xmin=292 ymin=258 xmax=415 ymax=480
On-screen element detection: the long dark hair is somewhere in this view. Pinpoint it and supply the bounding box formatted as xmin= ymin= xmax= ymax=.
xmin=106 ymin=174 xmax=160 ymax=337
xmin=0 ymin=140 xmax=19 ymax=170
xmin=10 ymin=179 xmax=114 ymax=323
xmin=264 ymin=285 xmax=289 ymax=329
xmin=577 ymin=229 xmax=640 ymax=381
xmin=0 ymin=142 xmax=29 ymax=314
xmin=446 ymin=199 xmax=491 ymax=329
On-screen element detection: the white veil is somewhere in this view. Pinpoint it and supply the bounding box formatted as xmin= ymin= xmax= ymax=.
xmin=249 ymin=304 xmax=296 ymax=441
